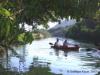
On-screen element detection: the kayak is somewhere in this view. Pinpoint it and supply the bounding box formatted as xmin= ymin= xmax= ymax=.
xmin=49 ymin=43 xmax=79 ymax=50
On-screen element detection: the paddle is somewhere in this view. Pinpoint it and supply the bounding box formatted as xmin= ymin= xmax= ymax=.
xmin=49 ymin=42 xmax=54 ymax=45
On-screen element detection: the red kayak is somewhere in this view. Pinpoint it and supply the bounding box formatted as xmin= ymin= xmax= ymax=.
xmin=49 ymin=43 xmax=79 ymax=51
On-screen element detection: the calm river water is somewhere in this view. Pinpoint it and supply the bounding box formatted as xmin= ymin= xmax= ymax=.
xmin=0 ymin=37 xmax=100 ymax=75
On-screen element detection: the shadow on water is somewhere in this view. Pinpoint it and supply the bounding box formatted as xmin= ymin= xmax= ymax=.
xmin=53 ymin=49 xmax=74 ymax=57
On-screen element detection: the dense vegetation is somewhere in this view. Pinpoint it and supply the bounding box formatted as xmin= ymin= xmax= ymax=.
xmin=65 ymin=18 xmax=100 ymax=43
xmin=0 ymin=1 xmax=100 ymax=75
xmin=0 ymin=0 xmax=100 ymax=50
xmin=65 ymin=0 xmax=100 ymax=44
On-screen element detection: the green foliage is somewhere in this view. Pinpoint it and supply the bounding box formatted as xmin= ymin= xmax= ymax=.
xmin=66 ymin=20 xmax=100 ymax=43
xmin=0 ymin=7 xmax=11 ymax=17
xmin=0 ymin=1 xmax=100 ymax=75
xmin=25 ymin=67 xmax=53 ymax=75
xmin=24 ymin=32 xmax=34 ymax=44
xmin=0 ymin=0 xmax=100 ymax=49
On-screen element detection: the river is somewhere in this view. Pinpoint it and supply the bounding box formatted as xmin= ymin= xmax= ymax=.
xmin=0 ymin=37 xmax=100 ymax=75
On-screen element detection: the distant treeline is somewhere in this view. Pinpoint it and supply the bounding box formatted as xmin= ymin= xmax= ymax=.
xmin=33 ymin=29 xmax=51 ymax=39
xmin=65 ymin=18 xmax=100 ymax=43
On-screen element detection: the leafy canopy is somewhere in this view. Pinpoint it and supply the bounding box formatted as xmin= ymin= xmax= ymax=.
xmin=0 ymin=0 xmax=100 ymax=48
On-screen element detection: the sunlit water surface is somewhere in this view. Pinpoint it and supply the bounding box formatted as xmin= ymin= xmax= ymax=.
xmin=0 ymin=37 xmax=100 ymax=75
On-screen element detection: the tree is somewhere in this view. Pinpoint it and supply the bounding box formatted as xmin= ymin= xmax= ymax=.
xmin=0 ymin=0 xmax=100 ymax=49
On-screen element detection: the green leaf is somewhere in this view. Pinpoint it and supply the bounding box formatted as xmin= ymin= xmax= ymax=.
xmin=0 ymin=7 xmax=11 ymax=17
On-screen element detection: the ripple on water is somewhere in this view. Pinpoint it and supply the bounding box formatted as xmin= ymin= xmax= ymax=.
xmin=0 ymin=37 xmax=100 ymax=75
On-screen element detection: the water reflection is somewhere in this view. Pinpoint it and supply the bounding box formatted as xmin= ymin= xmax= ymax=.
xmin=0 ymin=37 xmax=100 ymax=75
xmin=54 ymin=49 xmax=60 ymax=56
xmin=80 ymin=53 xmax=100 ymax=75
xmin=0 ymin=45 xmax=27 ymax=74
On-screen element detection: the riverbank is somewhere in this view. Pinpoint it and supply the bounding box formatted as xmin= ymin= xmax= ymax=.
xmin=64 ymin=20 xmax=100 ymax=49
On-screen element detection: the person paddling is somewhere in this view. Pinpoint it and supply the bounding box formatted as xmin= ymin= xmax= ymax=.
xmin=63 ymin=40 xmax=68 ymax=47
xmin=54 ymin=38 xmax=59 ymax=47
